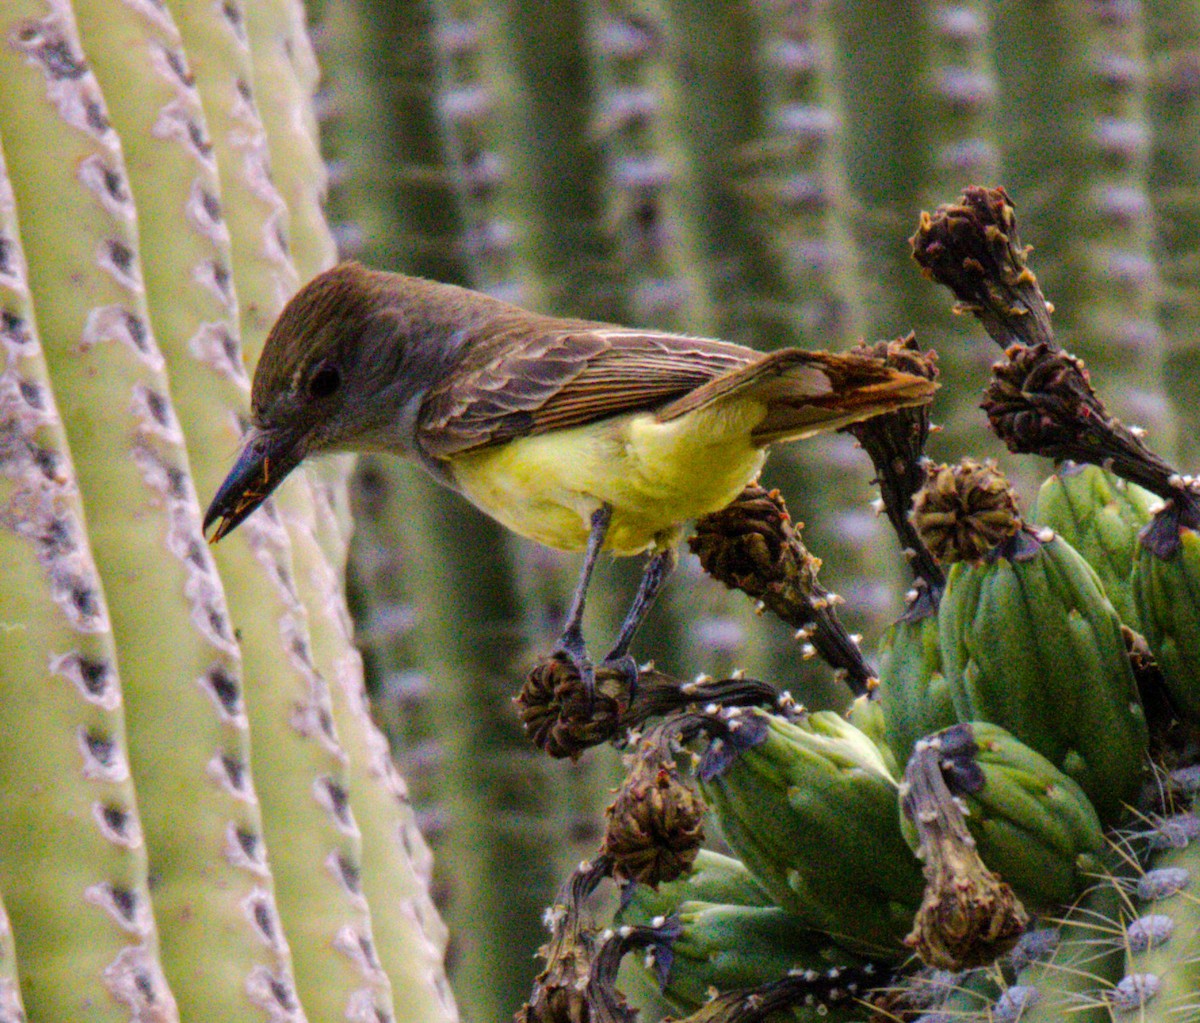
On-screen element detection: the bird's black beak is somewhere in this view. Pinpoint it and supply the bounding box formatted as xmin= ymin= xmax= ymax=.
xmin=203 ymin=426 xmax=306 ymax=542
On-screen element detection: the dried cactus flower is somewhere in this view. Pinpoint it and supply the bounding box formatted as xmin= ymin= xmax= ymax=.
xmin=601 ymin=727 xmax=705 ymax=885
xmin=518 ymin=861 xmax=616 ymax=1023
xmin=515 ymin=654 xmax=785 ymax=760
xmin=516 ymin=655 xmax=633 ymax=759
xmin=691 ymin=485 xmax=876 ymax=693
xmin=909 ymin=185 xmax=1054 ymax=349
xmin=848 ymin=332 xmax=940 ymax=386
xmin=912 ymin=189 xmax=1200 ymax=533
xmin=984 ymin=343 xmax=1104 ymax=454
xmin=519 ymin=861 xmax=679 ymax=1022
xmin=902 ymin=733 xmax=1029 ymax=970
xmin=911 ymin=460 xmax=1023 ymax=564
xmin=905 ymin=833 xmax=1029 ymax=972
xmin=690 ymin=484 xmax=812 ymax=599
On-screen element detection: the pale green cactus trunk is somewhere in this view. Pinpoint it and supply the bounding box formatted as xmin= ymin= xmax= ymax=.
xmin=0 ymin=122 xmax=175 ymax=1022
xmin=1147 ymin=0 xmax=1200 ymax=465
xmin=995 ymin=1 xmax=1168 ymax=452
xmin=0 ymin=2 xmax=282 ymax=1017
xmin=837 ymin=0 xmax=999 ymax=456
xmin=0 ymin=0 xmax=454 ymax=1020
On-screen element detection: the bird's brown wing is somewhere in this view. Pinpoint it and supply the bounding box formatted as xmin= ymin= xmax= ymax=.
xmin=416 ymin=327 xmax=757 ymax=459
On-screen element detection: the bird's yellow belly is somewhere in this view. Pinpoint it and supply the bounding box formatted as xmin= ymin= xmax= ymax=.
xmin=445 ymin=403 xmax=768 ymax=555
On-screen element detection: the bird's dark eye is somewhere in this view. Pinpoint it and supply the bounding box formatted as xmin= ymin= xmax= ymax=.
xmin=308 ymin=362 xmax=341 ymax=399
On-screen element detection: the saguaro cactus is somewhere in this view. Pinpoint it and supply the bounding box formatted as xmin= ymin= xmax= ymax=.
xmin=0 ymin=1 xmax=453 ymax=1020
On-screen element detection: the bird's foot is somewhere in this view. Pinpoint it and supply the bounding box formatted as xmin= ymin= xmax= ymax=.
xmin=547 ymin=639 xmax=641 ymax=713
xmin=552 ymin=626 xmax=596 ymax=702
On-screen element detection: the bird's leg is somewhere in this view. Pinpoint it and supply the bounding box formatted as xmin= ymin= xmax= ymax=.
xmin=602 ymin=546 xmax=678 ymax=683
xmin=552 ymin=504 xmax=613 ymax=690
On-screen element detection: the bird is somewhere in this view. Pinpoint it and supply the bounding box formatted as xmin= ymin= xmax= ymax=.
xmin=204 ymin=262 xmax=936 ymax=686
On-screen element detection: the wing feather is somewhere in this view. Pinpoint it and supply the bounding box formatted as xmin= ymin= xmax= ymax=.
xmin=416 ymin=326 xmax=757 ymax=458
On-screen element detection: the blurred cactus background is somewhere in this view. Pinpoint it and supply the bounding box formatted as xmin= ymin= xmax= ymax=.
xmin=3 ymin=1 xmax=1200 ymax=1022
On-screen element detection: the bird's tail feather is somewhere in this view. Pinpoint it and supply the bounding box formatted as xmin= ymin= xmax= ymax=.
xmin=655 ymin=348 xmax=936 ymax=446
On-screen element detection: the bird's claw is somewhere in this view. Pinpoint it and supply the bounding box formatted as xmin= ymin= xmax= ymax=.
xmin=550 ymin=627 xmax=641 ymax=712
xmin=552 ymin=627 xmax=597 ymax=701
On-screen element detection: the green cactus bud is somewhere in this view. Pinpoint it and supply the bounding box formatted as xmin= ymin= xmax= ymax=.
xmin=877 ymin=614 xmax=957 ymax=767
xmin=901 ymin=723 xmax=1105 ymax=912
xmin=617 ymin=899 xmax=870 ymax=1020
xmin=1134 ymin=507 xmax=1200 ymax=724
xmin=697 ymin=709 xmax=924 ymax=958
xmin=617 ymin=850 xmax=775 ymax=923
xmin=846 ymin=692 xmax=900 ymax=778
xmin=1030 ymin=462 xmax=1156 ymax=630
xmin=939 ymin=529 xmax=1148 ymax=823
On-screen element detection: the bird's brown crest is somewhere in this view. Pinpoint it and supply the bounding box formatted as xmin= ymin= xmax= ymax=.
xmin=250 ymin=261 xmax=394 ymax=421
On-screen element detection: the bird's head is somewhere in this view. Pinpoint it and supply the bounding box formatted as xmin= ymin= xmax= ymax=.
xmin=203 ymin=261 xmax=463 ymax=541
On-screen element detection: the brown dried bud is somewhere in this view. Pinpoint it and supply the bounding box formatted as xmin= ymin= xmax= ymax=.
xmin=601 ymin=730 xmax=705 ymax=885
xmin=982 ymin=343 xmax=1104 ymax=456
xmin=690 ymin=483 xmax=808 ymax=599
xmin=914 ymin=189 xmax=1200 ymax=531
xmin=903 ymin=734 xmax=1029 ymax=970
xmin=904 ymin=832 xmax=1029 ymax=970
xmin=848 ymin=332 xmax=940 ymax=385
xmin=692 ymin=485 xmax=877 ymax=694
xmin=519 ymin=860 xmax=629 ymax=1023
xmin=910 ymin=186 xmax=1054 ymax=349
xmin=911 ymin=459 xmax=1023 ymax=564
xmin=981 ymin=344 xmax=1200 ymax=532
xmin=516 ymin=655 xmax=633 ymax=759
xmin=519 ymin=957 xmax=592 ymax=1023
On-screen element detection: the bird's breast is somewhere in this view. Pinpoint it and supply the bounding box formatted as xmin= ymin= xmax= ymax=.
xmin=444 ymin=400 xmax=768 ymax=555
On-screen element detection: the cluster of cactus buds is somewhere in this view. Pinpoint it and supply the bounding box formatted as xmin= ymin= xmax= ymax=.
xmin=515 ymin=187 xmax=1200 ymax=1022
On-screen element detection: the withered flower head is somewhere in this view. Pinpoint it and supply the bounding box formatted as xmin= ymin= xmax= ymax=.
xmin=911 ymin=459 xmax=1023 ymax=565
xmin=904 ymin=839 xmax=1028 ymax=971
xmin=981 ymin=344 xmax=1200 ymax=537
xmin=909 ymin=186 xmax=1053 ymax=350
xmin=912 ymin=188 xmax=1200 ymax=541
xmin=982 ymin=343 xmax=1102 ymax=457
xmin=516 ymin=655 xmax=633 ymax=760
xmin=518 ymin=860 xmax=614 ymax=1023
xmin=601 ymin=724 xmax=705 ymax=886
xmin=691 ymin=485 xmax=877 ymax=694
xmin=902 ymin=728 xmax=1029 ymax=970
xmin=690 ymin=483 xmax=812 ymax=599
xmin=847 ymin=333 xmax=940 ymax=385
xmin=520 ymin=860 xmax=681 ymax=1023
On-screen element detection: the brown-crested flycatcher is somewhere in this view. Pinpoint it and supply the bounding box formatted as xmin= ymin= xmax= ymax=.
xmin=205 ymin=262 xmax=936 ymax=684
